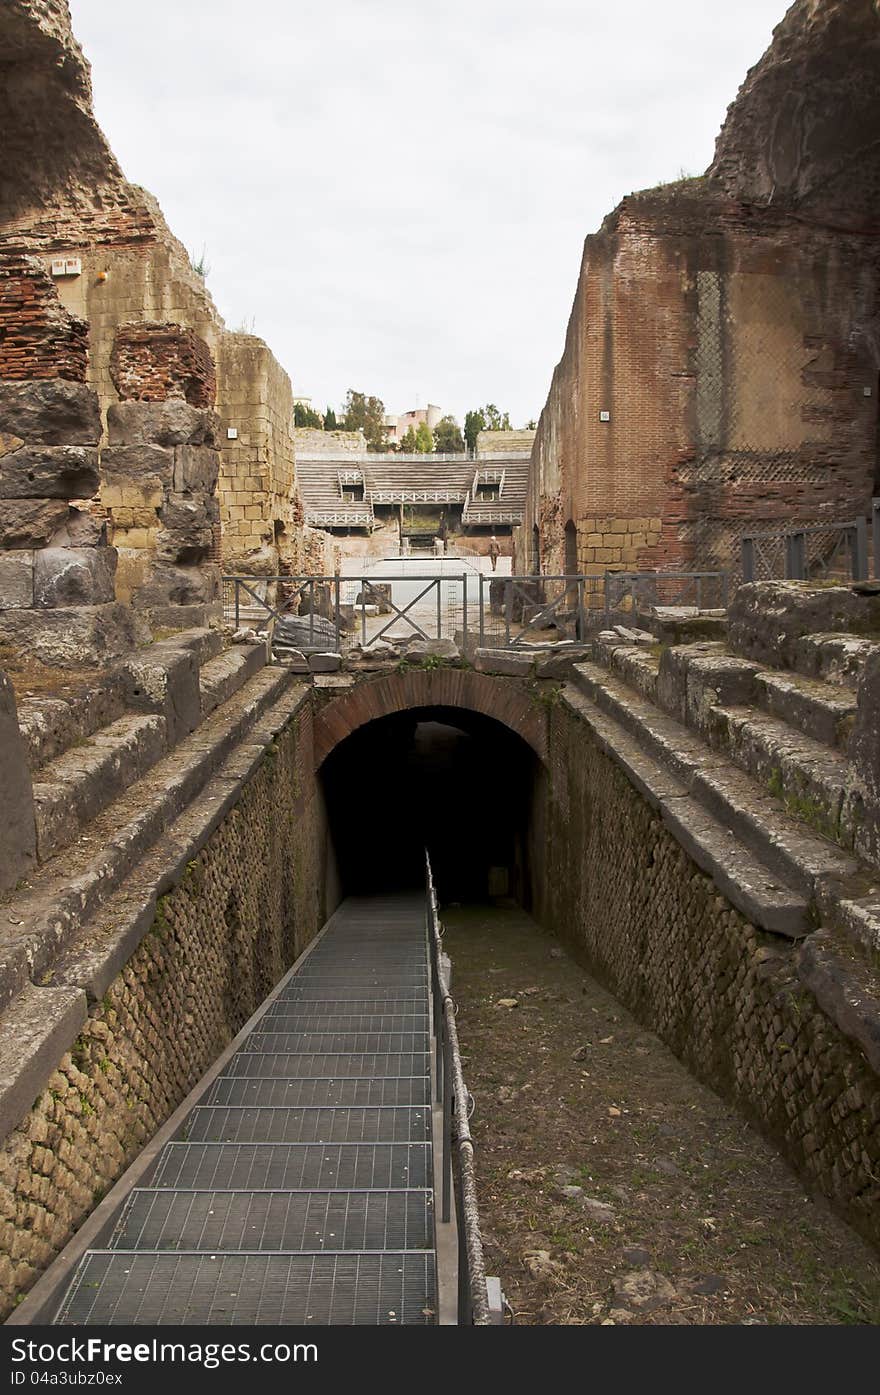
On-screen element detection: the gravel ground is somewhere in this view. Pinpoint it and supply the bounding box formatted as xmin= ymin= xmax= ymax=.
xmin=442 ymin=903 xmax=880 ymax=1326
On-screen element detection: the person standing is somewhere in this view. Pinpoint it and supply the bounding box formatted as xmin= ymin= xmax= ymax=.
xmin=488 ymin=534 xmax=501 ymax=572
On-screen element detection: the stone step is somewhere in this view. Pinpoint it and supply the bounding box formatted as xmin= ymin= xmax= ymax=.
xmin=15 ymin=630 xmax=223 ymax=773
xmin=0 ymin=667 xmax=297 ymax=1017
xmin=0 ymin=679 xmax=305 ymax=1146
xmin=563 ymin=680 xmax=811 ymax=937
xmin=708 ymin=705 xmax=852 ymax=849
xmin=31 ymin=713 xmax=168 ymax=862
xmin=592 ymin=639 xmax=860 ymax=848
xmin=597 ymin=637 xmax=660 ymax=703
xmin=570 ymin=662 xmax=858 ymax=911
xmin=48 ymin=683 xmax=307 ymax=1005
xmin=152 ymin=626 xmax=224 ymax=670
xmin=16 ymin=676 xmax=129 ymax=772
xmin=791 ymin=631 xmax=880 ymax=692
xmin=753 ymin=670 xmax=857 ymax=751
xmin=200 ymin=641 xmax=269 ymax=718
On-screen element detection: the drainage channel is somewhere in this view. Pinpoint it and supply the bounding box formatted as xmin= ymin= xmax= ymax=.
xmin=24 ymin=896 xmax=441 ymax=1326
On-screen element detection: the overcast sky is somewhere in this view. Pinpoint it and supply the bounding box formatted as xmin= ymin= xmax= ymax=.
xmin=68 ymin=0 xmax=787 ymax=427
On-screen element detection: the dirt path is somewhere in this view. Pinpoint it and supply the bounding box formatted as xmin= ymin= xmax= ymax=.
xmin=442 ymin=904 xmax=880 ymax=1325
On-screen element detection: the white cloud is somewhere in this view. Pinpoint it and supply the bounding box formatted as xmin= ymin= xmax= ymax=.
xmin=69 ymin=0 xmax=785 ymax=423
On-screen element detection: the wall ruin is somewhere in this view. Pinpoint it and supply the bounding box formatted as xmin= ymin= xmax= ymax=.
xmin=519 ymin=0 xmax=880 ymax=585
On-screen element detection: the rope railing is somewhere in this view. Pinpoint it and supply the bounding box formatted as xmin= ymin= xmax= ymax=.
xmin=425 ymin=852 xmax=492 ymax=1326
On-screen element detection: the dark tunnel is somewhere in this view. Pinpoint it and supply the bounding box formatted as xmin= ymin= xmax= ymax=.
xmin=319 ymin=706 xmax=545 ymax=906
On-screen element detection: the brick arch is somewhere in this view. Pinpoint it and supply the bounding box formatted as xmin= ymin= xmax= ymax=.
xmin=312 ymin=669 xmax=548 ymax=769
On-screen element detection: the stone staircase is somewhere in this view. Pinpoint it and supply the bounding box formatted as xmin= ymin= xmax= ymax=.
xmin=574 ymin=605 xmax=880 ymax=965
xmin=564 ymin=597 xmax=880 ymax=1082
xmin=0 ymin=629 xmax=305 ymax=1143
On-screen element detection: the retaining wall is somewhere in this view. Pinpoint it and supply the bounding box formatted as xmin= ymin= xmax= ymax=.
xmin=0 ymin=697 xmax=333 ymax=1316
xmin=537 ymin=695 xmax=880 ymax=1245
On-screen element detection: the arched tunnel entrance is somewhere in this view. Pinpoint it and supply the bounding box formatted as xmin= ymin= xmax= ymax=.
xmin=320 ymin=705 xmax=545 ymax=905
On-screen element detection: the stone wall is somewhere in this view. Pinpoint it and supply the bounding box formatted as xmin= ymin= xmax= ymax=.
xmin=0 ymin=697 xmax=332 ymax=1316
xmin=709 ymin=0 xmax=880 ymax=229
xmin=217 ymin=334 xmax=298 ymax=575
xmin=536 ymin=697 xmax=880 ymax=1246
xmin=293 ymin=428 xmax=367 ymax=455
xmin=0 ymin=376 xmax=144 ymax=665
xmin=476 ymin=429 xmax=535 ymax=455
xmin=102 ymin=398 xmax=221 ymax=622
xmin=0 ymin=2 xmax=321 ymax=589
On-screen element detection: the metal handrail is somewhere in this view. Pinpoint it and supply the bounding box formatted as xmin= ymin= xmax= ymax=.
xmin=741 ymin=517 xmax=870 ymax=583
xmin=223 ymin=567 xmax=734 ymax=654
xmin=425 ymin=852 xmax=491 ymax=1326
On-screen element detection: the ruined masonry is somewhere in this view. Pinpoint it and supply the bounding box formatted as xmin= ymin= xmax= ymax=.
xmin=1 ymin=0 xmax=880 ymax=1328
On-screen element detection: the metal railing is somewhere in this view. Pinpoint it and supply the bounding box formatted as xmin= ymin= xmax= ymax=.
xmin=304 ymin=508 xmax=374 ymax=526
xmin=603 ymin=569 xmax=729 ymax=613
xmin=369 ymin=489 xmax=466 ymax=504
xmin=741 ymin=514 xmax=873 ymax=584
xmin=223 ymin=567 xmax=734 ymax=652
xmin=425 ymin=853 xmax=493 ymax=1325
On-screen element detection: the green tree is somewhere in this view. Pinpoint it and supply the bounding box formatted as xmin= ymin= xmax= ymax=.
xmin=414 ymin=421 xmax=434 ymax=453
xmin=341 ymin=389 xmax=387 ymax=451
xmin=433 ymin=415 xmax=465 ymax=453
xmin=464 ymin=408 xmax=486 ymax=453
xmin=525 ymin=419 xmax=537 ymax=430
xmin=294 ymin=401 xmax=322 ymax=428
xmin=399 ymin=425 xmax=419 ymax=453
xmin=465 ymin=403 xmax=512 ymax=452
xmin=483 ymin=403 xmax=511 ymax=431
xmin=324 ymin=406 xmax=338 ymax=430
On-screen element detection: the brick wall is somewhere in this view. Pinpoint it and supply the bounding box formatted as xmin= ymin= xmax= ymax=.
xmin=521 ymin=189 xmax=879 ymax=584
xmin=0 ymin=254 xmax=88 ymax=382
xmin=110 ymin=322 xmax=216 ymax=407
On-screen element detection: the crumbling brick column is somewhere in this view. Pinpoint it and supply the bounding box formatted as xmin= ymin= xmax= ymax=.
xmin=103 ymin=322 xmax=221 ymax=628
xmin=0 ymin=254 xmax=142 ymax=665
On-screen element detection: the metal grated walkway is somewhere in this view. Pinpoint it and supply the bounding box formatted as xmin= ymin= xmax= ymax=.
xmin=53 ymin=896 xmax=438 ymax=1326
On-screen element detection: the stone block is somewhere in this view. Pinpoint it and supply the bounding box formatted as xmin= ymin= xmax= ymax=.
xmin=172 ymin=444 xmax=220 ymax=493
xmin=0 ymin=984 xmax=87 ymax=1143
xmin=100 ymin=444 xmax=173 ymax=503
xmin=55 ymin=508 xmax=108 ymax=549
xmin=0 ymin=446 xmax=100 ymax=499
xmin=33 ymin=547 xmax=117 ymax=608
xmin=309 ymin=652 xmax=342 ymax=673
xmin=847 ymin=650 xmax=880 ymax=869
xmin=0 ymin=551 xmax=34 ymax=608
xmin=535 ymin=645 xmax=592 ymax=678
xmin=0 ymin=499 xmax=69 ymax=549
xmin=275 ymin=647 xmax=310 ymax=673
xmin=0 ymin=380 xmax=101 ymax=445
xmin=146 ymin=602 xmax=221 ymax=631
xmin=728 ymin=581 xmax=880 ymax=669
xmin=474 ymin=648 xmax=535 ymax=676
xmin=0 ymin=670 xmax=37 ymax=892
xmin=406 ymin=637 xmax=459 ymax=661
xmin=0 ymin=603 xmax=147 ymax=667
xmin=273 ymin=611 xmax=338 ymax=654
xmin=106 ymin=401 xmax=219 ymax=448
xmin=122 ymin=646 xmax=200 ymax=746
xmin=156 ymin=493 xmax=218 ymax=563
xmin=131 ymin=563 xmax=217 ymax=610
